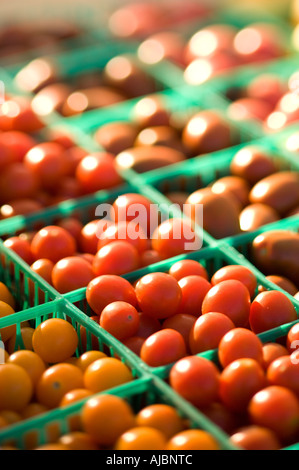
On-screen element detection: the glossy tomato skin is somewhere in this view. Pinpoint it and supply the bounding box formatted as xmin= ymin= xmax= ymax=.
xmin=248 ymin=386 xmax=299 ymax=442
xmin=135 ymin=272 xmax=182 ymax=320
xmin=99 ymin=301 xmax=140 ymax=341
xmin=162 ymin=314 xmax=197 ymax=353
xmin=3 ymin=237 xmax=33 ymax=265
xmin=202 ymin=280 xmax=251 ymax=327
xmin=112 ymin=193 xmax=156 ymax=237
xmin=0 ymin=163 xmax=39 ymax=203
xmin=31 ymin=226 xmax=77 ymax=264
xmin=189 ymin=312 xmax=235 ymax=355
xmin=178 ymin=275 xmax=211 ymax=317
xmin=86 ymin=275 xmax=137 ymax=316
xmin=98 ymin=221 xmax=148 ymax=254
xmin=140 ymin=329 xmax=187 ymax=367
xmin=169 ymin=356 xmax=220 ymax=408
xmin=211 ymin=265 xmax=257 ymax=298
xmin=79 ymin=220 xmax=112 ymax=255
xmin=287 ymin=323 xmax=299 ymax=354
xmin=218 ymin=328 xmax=264 ymax=368
xmin=169 ymin=259 xmax=209 ymax=281
xmin=262 ymin=343 xmax=289 ymax=370
xmin=52 ymin=257 xmax=94 ymax=294
xmin=92 ymin=241 xmax=140 ymax=276
xmin=267 ymin=356 xmax=299 ymax=396
xmin=230 ymin=426 xmax=281 ymax=450
xmin=249 ymin=291 xmax=298 ymax=334
xmin=76 ymin=153 xmax=122 ymax=194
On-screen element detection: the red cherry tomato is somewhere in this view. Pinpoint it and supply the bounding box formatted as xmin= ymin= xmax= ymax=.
xmin=112 ymin=193 xmax=156 ymax=237
xmin=178 ymin=275 xmax=211 ymax=317
xmin=162 ymin=314 xmax=197 ymax=353
xmin=93 ymin=241 xmax=140 ymax=276
xmin=0 ymin=131 xmax=36 ymax=163
xmin=52 ymin=257 xmax=94 ymax=294
xmin=248 ymin=386 xmax=299 ymax=442
xmin=201 ymin=402 xmax=241 ymax=435
xmin=98 ymin=221 xmax=148 ymax=254
xmin=189 ymin=312 xmax=235 ymax=355
xmin=287 ymin=323 xmax=299 ymax=354
xmin=219 ymin=358 xmax=266 ymax=412
xmin=31 ymin=226 xmax=77 ymax=264
xmin=0 ymin=199 xmax=43 ymax=218
xmin=0 ymin=163 xmax=39 ymax=203
xmin=86 ymin=275 xmax=137 ymax=316
xmin=230 ymin=426 xmax=281 ymax=450
xmin=140 ymin=329 xmax=187 ymax=367
xmin=122 ymin=336 xmax=145 ymax=357
xmin=135 ymin=272 xmax=182 ymax=320
xmin=0 ymin=97 xmax=44 ymax=133
xmin=57 ymin=218 xmax=83 ymax=242
xmin=211 ymin=265 xmax=257 ymax=298
xmin=249 ymin=291 xmax=298 ymax=334
xmin=267 ymin=355 xmax=299 ymax=396
xmin=136 ymin=312 xmax=161 ymax=339
xmin=139 ymin=250 xmax=162 ymax=267
xmin=152 ymin=218 xmax=202 ymax=260
xmin=218 ymin=328 xmax=264 ymax=368
xmin=79 ymin=219 xmax=112 ymax=255
xmin=30 ymin=259 xmax=54 ymax=285
xmin=202 ymin=280 xmax=251 ymax=327
xmin=3 ymin=237 xmax=33 ymax=265
xmin=169 ymin=259 xmax=209 ymax=281
xmin=99 ymin=301 xmax=140 ymax=341
xmin=262 ymin=343 xmax=289 ymax=370
xmin=76 ymin=153 xmax=122 ymax=194
xmin=169 ymin=356 xmax=220 ymax=408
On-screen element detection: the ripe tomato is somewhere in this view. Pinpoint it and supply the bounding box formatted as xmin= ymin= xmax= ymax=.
xmin=140 ymin=329 xmax=187 ymax=367
xmin=267 ymin=355 xmax=299 ymax=396
xmin=162 ymin=313 xmax=197 ymax=353
xmin=79 ymin=220 xmax=112 ymax=255
xmin=230 ymin=426 xmax=281 ymax=450
xmin=52 ymin=257 xmax=94 ymax=293
xmin=201 ymin=402 xmax=241 ymax=434
xmin=218 ymin=328 xmax=264 ymax=368
xmin=86 ymin=275 xmax=137 ymax=316
xmin=249 ymin=291 xmax=297 ymax=334
xmin=98 ymin=221 xmax=148 ymax=254
xmin=169 ymin=356 xmax=220 ymax=408
xmin=93 ymin=241 xmax=140 ymax=276
xmin=99 ymin=301 xmax=140 ymax=341
xmin=30 ymin=259 xmax=54 ymax=285
xmin=135 ymin=404 xmax=184 ymax=439
xmin=114 ymin=427 xmax=167 ymax=451
xmin=202 ymin=280 xmax=251 ymax=327
xmin=83 ymin=357 xmax=133 ymax=393
xmin=7 ymin=350 xmax=46 ymax=387
xmin=248 ymin=386 xmax=299 ymax=442
xmin=262 ymin=343 xmax=289 ymax=370
xmin=75 ymin=351 xmax=107 ymax=372
xmin=1 ymin=199 xmax=43 ymax=219
xmin=189 ymin=312 xmax=235 ymax=355
xmin=169 ymin=259 xmax=209 ymax=281
xmin=139 ymin=250 xmax=162 ymax=267
xmin=0 ymin=131 xmax=36 ymax=163
xmin=0 ymin=301 xmax=16 ymax=343
xmin=152 ymin=218 xmax=202 ymax=259
xmin=178 ymin=275 xmax=211 ymax=316
xmin=58 ymin=432 xmax=99 ymax=451
xmin=57 ymin=218 xmax=83 ymax=242
xmin=3 ymin=236 xmax=33 ymax=265
xmin=211 ymin=265 xmax=257 ymax=298
xmin=112 ymin=193 xmax=156 ymax=237
xmin=0 ymin=282 xmax=15 ymax=309
xmin=31 ymin=226 xmax=76 ymax=264
xmin=219 ymin=358 xmax=266 ymax=412
xmin=0 ymin=364 xmax=33 ymax=412
xmin=60 ymin=389 xmax=92 ymax=407
xmin=0 ymin=163 xmax=39 ymax=203
xmin=76 ymin=153 xmax=122 ymax=194
xmin=135 ymin=272 xmax=182 ymax=320
xmin=287 ymin=323 xmax=299 ymax=354
xmin=122 ymin=336 xmax=145 ymax=356
xmin=136 ymin=312 xmax=161 ymax=338
xmin=165 ymin=429 xmax=220 ymax=450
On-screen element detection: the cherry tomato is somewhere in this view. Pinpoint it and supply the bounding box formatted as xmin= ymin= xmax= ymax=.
xmin=162 ymin=314 xmax=197 ymax=353
xmin=169 ymin=259 xmax=209 ymax=281
xmin=98 ymin=221 xmax=148 ymax=254
xmin=57 ymin=218 xmax=83 ymax=242
xmin=139 ymin=250 xmax=162 ymax=267
xmin=140 ymin=329 xmax=187 ymax=367
xmin=169 ymin=356 xmax=220 ymax=408
xmin=76 ymin=153 xmax=122 ymax=194
xmin=189 ymin=312 xmax=235 ymax=355
xmin=30 ymin=259 xmax=54 ymax=285
xmin=136 ymin=312 xmax=161 ymax=339
xmin=99 ymin=301 xmax=139 ymax=341
xmin=112 ymin=193 xmax=156 ymax=237
xmin=0 ymin=131 xmax=36 ymax=163
xmin=92 ymin=241 xmax=140 ymax=276
xmin=230 ymin=426 xmax=281 ymax=450
xmin=218 ymin=328 xmax=264 ymax=368
xmin=287 ymin=323 xmax=299 ymax=354
xmin=86 ymin=275 xmax=137 ymax=316
xmin=248 ymin=386 xmax=299 ymax=442
xmin=135 ymin=272 xmax=182 ymax=320
xmin=211 ymin=265 xmax=257 ymax=298
xmin=79 ymin=220 xmax=112 ymax=255
xmin=267 ymin=356 xmax=299 ymax=396
xmin=152 ymin=218 xmax=202 ymax=259
xmin=201 ymin=402 xmax=241 ymax=434
xmin=249 ymin=291 xmax=298 ymax=334
xmin=31 ymin=226 xmax=77 ymax=264
xmin=3 ymin=237 xmax=33 ymax=265
xmin=219 ymin=358 xmax=266 ymax=412
xmin=262 ymin=343 xmax=289 ymax=370
xmin=122 ymin=336 xmax=145 ymax=357
xmin=0 ymin=163 xmax=39 ymax=203
xmin=202 ymin=280 xmax=251 ymax=327
xmin=0 ymin=199 xmax=43 ymax=218
xmin=178 ymin=275 xmax=211 ymax=317
xmin=52 ymin=257 xmax=94 ymax=294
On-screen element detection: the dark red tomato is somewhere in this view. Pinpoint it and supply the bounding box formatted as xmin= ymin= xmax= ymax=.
xmin=0 ymin=131 xmax=36 ymax=163
xmin=30 ymin=259 xmax=54 ymax=286
xmin=219 ymin=358 xmax=266 ymax=412
xmin=136 ymin=312 xmax=161 ymax=339
xmin=140 ymin=329 xmax=187 ymax=367
xmin=57 ymin=218 xmax=83 ymax=242
xmin=169 ymin=356 xmax=220 ymax=408
xmin=0 ymin=163 xmax=39 ymax=203
xmin=1 ymin=97 xmax=44 ymax=133
xmin=122 ymin=336 xmax=145 ymax=357
xmin=178 ymin=276 xmax=211 ymax=317
xmin=267 ymin=356 xmax=299 ymax=396
xmin=76 ymin=153 xmax=122 ymax=194
xmin=262 ymin=343 xmax=289 ymax=370
xmin=54 ymin=177 xmax=82 ymax=199
xmin=249 ymin=291 xmax=298 ymax=334
xmin=0 ymin=139 xmax=12 ymax=170
xmin=3 ymin=237 xmax=33 ymax=265
xmin=162 ymin=314 xmax=197 ymax=353
xmin=218 ymin=328 xmax=264 ymax=368
xmin=139 ymin=250 xmax=162 ymax=268
xmin=63 ymin=146 xmax=88 ymax=176
xmin=0 ymin=199 xmax=43 ymax=218
xmin=93 ymin=240 xmax=140 ymax=276
xmin=202 ymin=402 xmax=241 ymax=434
xmin=98 ymin=221 xmax=148 ymax=254
xmin=189 ymin=312 xmax=235 ymax=355
xmin=211 ymin=265 xmax=257 ymax=298
xmin=52 ymin=257 xmax=94 ymax=294
xmin=202 ymin=280 xmax=251 ymax=327
xmin=169 ymin=259 xmax=209 ymax=282
xmin=248 ymin=386 xmax=299 ymax=442
xmin=99 ymin=301 xmax=140 ymax=341
xmin=287 ymin=323 xmax=299 ymax=354
xmin=79 ymin=220 xmax=112 ymax=255
xmin=135 ymin=272 xmax=182 ymax=320
xmin=86 ymin=275 xmax=137 ymax=316
xmin=152 ymin=218 xmax=202 ymax=260
xmin=31 ymin=226 xmax=77 ymax=264
xmin=112 ymin=193 xmax=156 ymax=237
xmin=230 ymin=426 xmax=281 ymax=450
xmin=24 ymin=142 xmax=69 ymax=189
